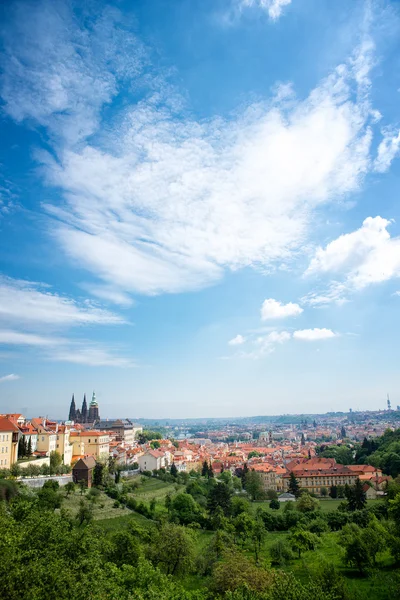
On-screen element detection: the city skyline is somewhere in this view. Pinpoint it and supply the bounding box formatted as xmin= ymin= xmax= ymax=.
xmin=2 ymin=0 xmax=400 ymax=417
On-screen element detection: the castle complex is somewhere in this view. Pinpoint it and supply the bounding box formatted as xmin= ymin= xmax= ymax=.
xmin=68 ymin=391 xmax=100 ymax=425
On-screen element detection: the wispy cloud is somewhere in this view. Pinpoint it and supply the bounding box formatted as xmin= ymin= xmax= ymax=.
xmin=374 ymin=128 xmax=400 ymax=173
xmin=0 ymin=1 xmax=384 ymax=302
xmin=0 ymin=1 xmax=146 ymax=144
xmin=261 ymin=298 xmax=303 ymax=320
xmin=228 ymin=334 xmax=245 ymax=345
xmin=0 ymin=276 xmax=125 ymax=327
xmin=0 ymin=329 xmax=135 ymax=367
xmin=239 ymin=0 xmax=292 ymax=21
xmin=0 ymin=373 xmax=20 ymax=383
xmin=0 ymin=276 xmax=133 ymax=367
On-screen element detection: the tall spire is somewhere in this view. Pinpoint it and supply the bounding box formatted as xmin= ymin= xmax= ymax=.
xmin=81 ymin=393 xmax=88 ymax=423
xmin=88 ymin=390 xmax=100 ymax=424
xmin=68 ymin=394 xmax=77 ymax=422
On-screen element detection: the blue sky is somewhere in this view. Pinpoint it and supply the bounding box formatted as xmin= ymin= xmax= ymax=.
xmin=1 ymin=0 xmax=400 ymax=419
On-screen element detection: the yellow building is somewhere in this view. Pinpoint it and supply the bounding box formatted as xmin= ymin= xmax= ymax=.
xmin=55 ymin=425 xmax=73 ymax=466
xmin=31 ymin=418 xmax=57 ymax=456
xmin=0 ymin=416 xmax=20 ymax=467
xmin=70 ymin=430 xmax=110 ymax=461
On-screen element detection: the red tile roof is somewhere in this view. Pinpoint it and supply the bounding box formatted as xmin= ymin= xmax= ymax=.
xmin=0 ymin=416 xmax=19 ymax=432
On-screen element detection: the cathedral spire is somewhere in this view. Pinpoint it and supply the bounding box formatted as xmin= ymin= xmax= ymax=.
xmin=81 ymin=393 xmax=88 ymax=423
xmin=88 ymin=390 xmax=100 ymax=424
xmin=68 ymin=394 xmax=77 ymax=422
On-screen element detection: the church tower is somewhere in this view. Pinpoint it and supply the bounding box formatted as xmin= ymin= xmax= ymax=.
xmin=81 ymin=394 xmax=88 ymax=423
xmin=88 ymin=391 xmax=100 ymax=424
xmin=68 ymin=394 xmax=77 ymax=422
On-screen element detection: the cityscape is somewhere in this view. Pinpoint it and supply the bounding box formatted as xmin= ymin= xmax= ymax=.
xmin=2 ymin=0 xmax=400 ymax=598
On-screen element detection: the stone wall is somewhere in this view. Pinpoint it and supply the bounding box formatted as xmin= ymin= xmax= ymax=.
xmin=20 ymin=475 xmax=73 ymax=488
xmin=18 ymin=457 xmax=50 ymax=469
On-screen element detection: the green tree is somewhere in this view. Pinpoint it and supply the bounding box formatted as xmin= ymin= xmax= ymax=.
xmin=244 ymin=470 xmax=264 ymax=501
xmin=201 ymin=460 xmax=209 ymax=477
xmin=92 ymin=463 xmax=104 ymax=487
xmin=108 ymin=530 xmax=141 ymax=567
xmin=233 ymin=512 xmax=255 ymax=546
xmin=270 ymin=539 xmax=294 ymax=565
xmin=165 ymin=492 xmax=172 ymax=513
xmin=26 ymin=437 xmax=32 ymax=457
xmin=18 ymin=437 xmax=26 ymax=459
xmin=149 ymin=522 xmax=196 ymax=576
xmin=49 ymin=451 xmax=62 ymax=474
xmin=269 ymin=498 xmax=280 ymax=510
xmin=150 ymin=440 xmax=160 ymax=449
xmin=207 ymin=482 xmax=233 ymax=516
xmin=289 ymin=528 xmax=319 ymax=558
xmin=170 ymin=462 xmax=178 ymax=477
xmin=252 ymin=517 xmax=265 ymax=562
xmin=288 ymin=472 xmax=300 ymax=498
xmin=320 ymin=486 xmax=328 ymax=497
xmin=340 ymin=524 xmax=372 ymax=574
xmin=329 ymin=485 xmax=338 ymax=498
xmin=37 ymin=482 xmax=63 ymax=510
xmin=64 ymin=481 xmax=75 ymax=497
xmin=211 ymin=549 xmax=272 ymax=595
xmin=345 ymin=478 xmax=366 ymax=511
xmin=0 ymin=480 xmax=18 ymax=502
xmin=170 ymin=492 xmax=202 ymax=525
xmin=10 ymin=463 xmax=21 ymax=478
xmin=296 ymin=493 xmax=319 ymax=513
xmin=76 ymin=500 xmax=93 ymax=526
xmin=208 ymin=462 xmax=214 ymax=478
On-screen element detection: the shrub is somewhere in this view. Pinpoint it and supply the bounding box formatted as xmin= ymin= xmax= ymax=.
xmin=270 ymin=539 xmax=294 ymax=565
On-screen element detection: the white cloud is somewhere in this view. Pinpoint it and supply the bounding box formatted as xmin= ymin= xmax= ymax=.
xmin=374 ymin=129 xmax=400 ymax=173
xmin=1 ymin=4 xmax=385 ymax=302
xmin=0 ymin=374 xmax=20 ymax=383
xmin=0 ymin=330 xmax=61 ymax=346
xmin=0 ymin=2 xmax=145 ymax=144
xmin=229 ymin=329 xmax=290 ymax=359
xmin=0 ymin=329 xmax=134 ymax=367
xmin=261 ymin=298 xmax=303 ymax=320
xmin=0 ymin=276 xmax=125 ymax=327
xmin=306 ymin=216 xmax=400 ymax=292
xmin=229 ymin=334 xmax=245 ymax=345
xmin=240 ymin=0 xmax=292 ymax=21
xmin=293 ymin=328 xmax=337 ymax=341
xmin=0 ymin=2 xmax=379 ymax=300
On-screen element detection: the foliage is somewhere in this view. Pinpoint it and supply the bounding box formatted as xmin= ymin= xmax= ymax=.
xmin=49 ymin=451 xmax=62 ymax=474
xmin=296 ymin=493 xmax=319 ymax=513
xmin=93 ymin=463 xmax=104 ymax=487
xmin=207 ymin=481 xmax=233 ymax=516
xmin=148 ymin=522 xmax=196 ymax=576
xmin=244 ymin=471 xmax=265 ymax=501
xmin=289 ymin=528 xmax=319 ymax=558
xmin=137 ymin=430 xmax=162 ymax=444
xmin=170 ymin=492 xmax=203 ymax=525
xmin=269 ymin=539 xmax=294 ymax=565
xmin=344 ymin=479 xmax=367 ymax=511
xmin=269 ymin=499 xmax=280 ymax=510
xmin=288 ymin=472 xmax=300 ymax=498
xmin=211 ymin=550 xmax=272 ymax=595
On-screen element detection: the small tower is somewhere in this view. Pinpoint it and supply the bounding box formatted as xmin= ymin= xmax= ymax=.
xmin=81 ymin=394 xmax=88 ymax=423
xmin=387 ymin=394 xmax=391 ymax=411
xmin=88 ymin=391 xmax=100 ymax=424
xmin=68 ymin=394 xmax=77 ymax=422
